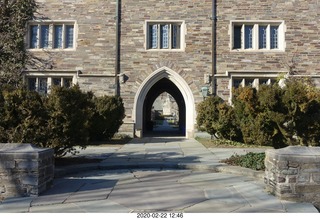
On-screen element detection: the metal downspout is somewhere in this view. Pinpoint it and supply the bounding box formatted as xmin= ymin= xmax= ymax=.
xmin=212 ymin=0 xmax=217 ymax=96
xmin=115 ymin=0 xmax=120 ymax=96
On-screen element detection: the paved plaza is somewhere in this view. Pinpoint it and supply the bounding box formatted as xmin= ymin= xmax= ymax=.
xmin=0 ymin=137 xmax=319 ymax=213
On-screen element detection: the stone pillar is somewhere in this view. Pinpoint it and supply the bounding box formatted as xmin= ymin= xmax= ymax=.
xmin=265 ymin=146 xmax=320 ymax=203
xmin=0 ymin=143 xmax=54 ymax=200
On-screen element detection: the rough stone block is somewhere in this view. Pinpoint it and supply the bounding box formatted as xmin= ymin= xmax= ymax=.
xmin=265 ymin=146 xmax=320 ymax=204
xmin=281 ymin=168 xmax=298 ymax=175
xmin=0 ymin=186 xmax=5 ymax=193
xmin=288 ymin=177 xmax=297 ymax=183
xmin=298 ymin=173 xmax=310 ymax=183
xmin=295 ymin=184 xmax=320 ymax=193
xmin=313 ymin=173 xmax=320 ymax=183
xmin=0 ymin=143 xmax=54 ymax=200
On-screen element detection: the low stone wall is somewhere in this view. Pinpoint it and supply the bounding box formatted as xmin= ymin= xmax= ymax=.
xmin=265 ymin=146 xmax=320 ymax=204
xmin=0 ymin=143 xmax=54 ymax=200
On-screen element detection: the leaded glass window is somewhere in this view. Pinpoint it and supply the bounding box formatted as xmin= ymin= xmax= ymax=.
xmin=233 ymin=79 xmax=243 ymax=89
xmin=147 ymin=22 xmax=182 ymax=50
xmin=245 ymin=25 xmax=253 ymax=49
xmin=65 ymin=25 xmax=74 ymax=48
xmin=232 ymin=22 xmax=283 ymax=51
xmin=63 ymin=78 xmax=72 ymax=88
xmin=233 ymin=25 xmax=242 ymax=49
xmin=40 ymin=25 xmax=49 ymax=48
xmin=270 ymin=26 xmax=278 ymax=49
xmin=29 ymin=22 xmax=75 ymax=49
xmin=150 ymin=24 xmax=158 ymax=49
xmin=26 ymin=76 xmax=74 ymax=94
xmin=54 ymin=25 xmax=63 ymax=48
xmin=259 ymin=26 xmax=267 ymax=49
xmin=52 ymin=78 xmax=61 ymax=86
xmin=172 ymin=25 xmax=180 ymax=49
xmin=30 ymin=25 xmax=38 ymax=49
xmin=160 ymin=24 xmax=169 ymax=49
xmin=28 ymin=78 xmax=37 ymax=91
xmin=38 ymin=78 xmax=48 ymax=94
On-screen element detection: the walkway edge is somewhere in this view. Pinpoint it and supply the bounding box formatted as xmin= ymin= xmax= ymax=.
xmin=54 ymin=161 xmax=265 ymax=181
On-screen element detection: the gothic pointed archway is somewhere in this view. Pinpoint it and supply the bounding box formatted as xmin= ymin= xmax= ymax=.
xmin=143 ymin=78 xmax=185 ymax=136
xmin=133 ymin=67 xmax=195 ymax=138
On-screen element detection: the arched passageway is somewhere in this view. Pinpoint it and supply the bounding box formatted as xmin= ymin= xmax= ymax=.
xmin=143 ymin=78 xmax=185 ymax=136
xmin=133 ymin=67 xmax=195 ymax=138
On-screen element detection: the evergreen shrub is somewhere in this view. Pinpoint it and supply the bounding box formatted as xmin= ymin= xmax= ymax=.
xmin=0 ymin=88 xmax=48 ymax=147
xmin=44 ymin=85 xmax=94 ymax=156
xmin=196 ymin=96 xmax=242 ymax=141
xmin=89 ymin=95 xmax=125 ymax=141
xmin=0 ymin=85 xmax=125 ymax=157
xmin=197 ymin=77 xmax=320 ymax=148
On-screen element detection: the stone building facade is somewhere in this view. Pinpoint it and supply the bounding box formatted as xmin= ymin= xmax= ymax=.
xmin=24 ymin=0 xmax=320 ymax=138
xmin=215 ymin=0 xmax=320 ymax=102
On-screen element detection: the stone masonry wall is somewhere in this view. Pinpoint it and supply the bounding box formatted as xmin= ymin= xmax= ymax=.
xmin=216 ymin=0 xmax=320 ymax=100
xmin=28 ymin=0 xmax=117 ymax=96
xmin=31 ymin=0 xmax=213 ymax=130
xmin=265 ymin=146 xmax=320 ymax=204
xmin=0 ymin=144 xmax=54 ymax=200
xmin=29 ymin=1 xmax=320 ymax=134
xmin=118 ymin=0 xmax=213 ymax=123
xmin=30 ymin=0 xmax=320 ymax=102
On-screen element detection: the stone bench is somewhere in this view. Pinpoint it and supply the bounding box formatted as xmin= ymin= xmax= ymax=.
xmin=265 ymin=146 xmax=320 ymax=205
xmin=0 ymin=143 xmax=54 ymax=200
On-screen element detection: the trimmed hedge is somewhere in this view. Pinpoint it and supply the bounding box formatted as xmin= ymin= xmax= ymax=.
xmin=0 ymin=85 xmax=125 ymax=157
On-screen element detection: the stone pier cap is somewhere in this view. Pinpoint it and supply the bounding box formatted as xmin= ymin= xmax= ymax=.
xmin=0 ymin=143 xmax=49 ymax=153
xmin=266 ymin=146 xmax=320 ymax=159
xmin=266 ymin=146 xmax=320 ymax=162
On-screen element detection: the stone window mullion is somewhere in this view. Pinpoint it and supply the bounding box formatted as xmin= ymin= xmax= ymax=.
xmin=157 ymin=24 xmax=160 ymax=49
xmin=241 ymin=24 xmax=244 ymax=50
xmin=49 ymin=24 xmax=53 ymax=49
xmin=37 ymin=24 xmax=41 ymax=49
xmin=62 ymin=24 xmax=66 ymax=49
xmin=169 ymin=24 xmax=172 ymax=49
xmin=267 ymin=25 xmax=271 ymax=50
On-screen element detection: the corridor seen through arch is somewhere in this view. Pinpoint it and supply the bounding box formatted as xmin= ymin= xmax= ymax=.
xmin=143 ymin=78 xmax=186 ymax=137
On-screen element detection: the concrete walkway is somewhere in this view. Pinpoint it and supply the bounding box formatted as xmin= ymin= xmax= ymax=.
xmin=0 ymin=137 xmax=318 ymax=213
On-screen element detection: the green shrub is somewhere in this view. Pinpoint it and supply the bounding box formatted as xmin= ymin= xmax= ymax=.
xmin=196 ymin=96 xmax=223 ymax=137
xmin=89 ymin=95 xmax=125 ymax=141
xmin=216 ymin=102 xmax=242 ymax=141
xmin=280 ymin=78 xmax=320 ymax=146
xmin=197 ymin=77 xmax=320 ymax=148
xmin=0 ymin=85 xmax=126 ymax=157
xmin=232 ymin=78 xmax=320 ymax=148
xmin=233 ymin=86 xmax=263 ymax=145
xmin=256 ymin=85 xmax=287 ymax=148
xmin=0 ymin=88 xmax=48 ymax=146
xmin=196 ymin=96 xmax=242 ymax=140
xmin=44 ymin=85 xmax=94 ymax=156
xmin=222 ymin=152 xmax=266 ymax=171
